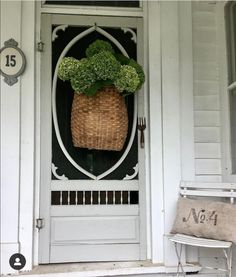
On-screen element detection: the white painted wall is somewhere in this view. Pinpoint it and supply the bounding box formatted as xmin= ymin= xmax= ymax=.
xmin=0 ymin=0 xmax=35 ymax=274
xmin=1 ymin=1 xmax=22 ymax=274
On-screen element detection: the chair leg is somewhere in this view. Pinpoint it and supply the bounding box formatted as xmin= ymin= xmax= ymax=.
xmin=223 ymin=247 xmax=232 ymax=277
xmin=174 ymin=242 xmax=186 ymax=276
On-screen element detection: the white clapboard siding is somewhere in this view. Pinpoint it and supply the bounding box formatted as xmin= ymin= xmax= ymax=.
xmin=194 ymin=111 xmax=220 ymax=127
xmin=193 ymin=1 xmax=216 ymax=12
xmin=192 ymin=0 xmax=225 ymax=262
xmin=194 ymin=95 xmax=220 ymax=111
xmin=195 ymin=159 xmax=221 ymax=175
xmin=192 ymin=2 xmax=222 ymax=179
xmin=194 ymin=127 xmax=220 ymax=143
xmin=195 ymin=175 xmax=222 ymax=182
xmin=194 ymin=62 xmax=219 ymax=81
xmin=193 ymin=28 xmax=217 ymax=44
xmin=193 ymin=11 xmax=215 ymax=28
xmin=193 ymin=43 xmax=218 ymax=63
xmin=193 ymin=80 xmax=219 ymax=96
xmin=195 ymin=143 xmax=221 ymax=159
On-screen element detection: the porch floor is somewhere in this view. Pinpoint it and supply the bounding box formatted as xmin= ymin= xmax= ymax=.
xmin=18 ymin=261 xmax=164 ymax=277
xmin=15 ymin=261 xmax=208 ymax=277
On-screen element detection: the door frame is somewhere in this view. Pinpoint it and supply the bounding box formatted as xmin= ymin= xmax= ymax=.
xmin=38 ymin=12 xmax=148 ymax=264
xmin=1 ymin=1 xmax=197 ymax=271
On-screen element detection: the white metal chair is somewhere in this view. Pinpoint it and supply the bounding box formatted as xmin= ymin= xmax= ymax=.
xmin=169 ymin=181 xmax=236 ymax=277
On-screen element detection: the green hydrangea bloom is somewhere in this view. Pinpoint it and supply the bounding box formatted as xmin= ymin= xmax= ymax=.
xmin=114 ymin=65 xmax=140 ymax=93
xmin=86 ymin=39 xmax=114 ymax=58
xmin=57 ymin=57 xmax=80 ymax=81
xmin=128 ymin=59 xmax=145 ymax=90
xmin=70 ymin=59 xmax=96 ymax=92
xmin=90 ymin=51 xmax=120 ymax=81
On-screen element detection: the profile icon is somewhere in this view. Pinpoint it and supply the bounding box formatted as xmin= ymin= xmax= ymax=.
xmin=14 ymin=257 xmax=21 ymax=266
xmin=9 ymin=253 xmax=26 ymax=270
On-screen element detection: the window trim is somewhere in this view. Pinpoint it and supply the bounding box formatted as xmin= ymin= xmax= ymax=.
xmin=226 ymin=2 xmax=236 ymax=177
xmin=43 ymin=0 xmax=142 ymax=8
xmin=40 ymin=0 xmax=144 ymax=17
xmin=218 ymin=1 xmax=236 ymax=181
xmin=227 ymin=2 xmax=236 ymax=84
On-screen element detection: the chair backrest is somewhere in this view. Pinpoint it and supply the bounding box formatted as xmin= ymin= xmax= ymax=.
xmin=180 ymin=181 xmax=236 ymax=204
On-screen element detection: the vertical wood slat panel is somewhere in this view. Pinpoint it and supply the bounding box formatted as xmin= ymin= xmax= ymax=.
xmin=83 ymin=191 xmax=85 ymax=205
xmin=51 ymin=190 xmax=138 ymax=206
xmin=105 ymin=191 xmax=108 ymax=205
xmin=128 ymin=191 xmax=131 ymax=205
xmin=60 ymin=191 xmax=62 ymax=205
xmin=68 ymin=191 xmax=70 ymax=205
xmin=75 ymin=191 xmax=78 ymax=205
xmin=98 ymin=191 xmax=101 ymax=205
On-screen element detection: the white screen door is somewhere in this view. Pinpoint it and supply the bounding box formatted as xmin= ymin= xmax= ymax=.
xmin=39 ymin=14 xmax=146 ymax=263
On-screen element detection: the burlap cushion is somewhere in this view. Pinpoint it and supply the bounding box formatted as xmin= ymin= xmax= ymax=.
xmin=171 ymin=197 xmax=236 ymax=244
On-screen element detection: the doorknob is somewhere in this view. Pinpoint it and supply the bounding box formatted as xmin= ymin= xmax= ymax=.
xmin=137 ymin=117 xmax=146 ymax=148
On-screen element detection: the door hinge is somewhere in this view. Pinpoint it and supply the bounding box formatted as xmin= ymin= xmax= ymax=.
xmin=37 ymin=41 xmax=44 ymax=52
xmin=36 ymin=218 xmax=44 ymax=230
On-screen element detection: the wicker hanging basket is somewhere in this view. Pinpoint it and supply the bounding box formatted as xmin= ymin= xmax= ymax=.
xmin=71 ymin=86 xmax=128 ymax=151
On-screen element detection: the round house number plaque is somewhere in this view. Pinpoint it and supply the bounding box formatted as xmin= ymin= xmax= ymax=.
xmin=0 ymin=38 xmax=26 ymax=86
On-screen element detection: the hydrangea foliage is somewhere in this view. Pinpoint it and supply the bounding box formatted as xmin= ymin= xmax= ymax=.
xmin=70 ymin=59 xmax=96 ymax=93
xmin=128 ymin=59 xmax=145 ymax=90
xmin=57 ymin=57 xmax=80 ymax=81
xmin=57 ymin=39 xmax=145 ymax=96
xmin=90 ymin=51 xmax=120 ymax=81
xmin=114 ymin=65 xmax=139 ymax=94
xmin=86 ymin=39 xmax=115 ymax=58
